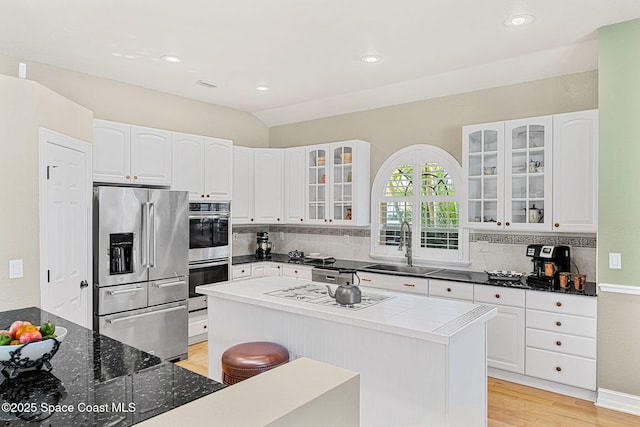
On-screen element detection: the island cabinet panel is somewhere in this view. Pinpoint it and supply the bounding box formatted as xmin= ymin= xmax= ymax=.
xmin=358 ymin=271 xmax=428 ymax=295
xmin=203 ymin=277 xmax=494 ymax=427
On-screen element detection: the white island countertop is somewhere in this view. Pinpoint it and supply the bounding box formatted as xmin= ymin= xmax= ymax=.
xmin=197 ymin=276 xmax=496 ymax=344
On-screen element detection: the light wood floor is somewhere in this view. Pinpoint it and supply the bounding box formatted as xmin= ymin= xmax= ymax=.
xmin=177 ymin=342 xmax=640 ymax=426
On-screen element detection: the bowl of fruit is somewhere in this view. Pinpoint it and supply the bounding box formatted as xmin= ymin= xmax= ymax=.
xmin=0 ymin=321 xmax=67 ymax=378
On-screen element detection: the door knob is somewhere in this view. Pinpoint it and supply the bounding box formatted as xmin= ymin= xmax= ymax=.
xmin=80 ymin=280 xmax=89 ymax=289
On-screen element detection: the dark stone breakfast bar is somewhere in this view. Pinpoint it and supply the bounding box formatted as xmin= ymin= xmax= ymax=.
xmin=0 ymin=307 xmax=224 ymax=425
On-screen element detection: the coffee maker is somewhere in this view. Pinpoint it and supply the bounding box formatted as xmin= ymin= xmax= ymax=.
xmin=256 ymin=232 xmax=272 ymax=259
xmin=526 ymin=244 xmax=571 ymax=289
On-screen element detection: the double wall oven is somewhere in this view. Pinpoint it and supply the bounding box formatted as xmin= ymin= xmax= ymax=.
xmin=188 ymin=202 xmax=231 ymax=313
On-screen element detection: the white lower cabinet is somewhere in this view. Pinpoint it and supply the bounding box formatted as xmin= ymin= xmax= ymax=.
xmin=188 ymin=311 xmax=208 ymax=345
xmin=358 ymin=272 xmax=428 ymax=295
xmin=282 ymin=264 xmax=313 ymax=280
xmin=232 ymin=263 xmax=252 ymax=281
xmin=251 ymin=262 xmax=282 ymax=277
xmin=525 ymin=290 xmax=597 ymax=391
xmin=474 ymin=285 xmax=525 ymax=374
xmin=428 ymin=279 xmax=474 ymax=301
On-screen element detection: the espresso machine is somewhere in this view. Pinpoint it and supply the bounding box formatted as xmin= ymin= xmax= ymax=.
xmin=256 ymin=231 xmax=272 ymax=259
xmin=526 ymin=244 xmax=571 ymax=289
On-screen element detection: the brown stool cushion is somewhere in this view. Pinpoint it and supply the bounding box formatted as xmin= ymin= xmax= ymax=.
xmin=221 ymin=341 xmax=289 ymax=385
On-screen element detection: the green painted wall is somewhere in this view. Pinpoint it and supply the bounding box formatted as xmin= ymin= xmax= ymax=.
xmin=598 ymin=18 xmax=640 ymax=286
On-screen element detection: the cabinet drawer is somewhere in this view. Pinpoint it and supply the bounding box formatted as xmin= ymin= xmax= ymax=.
xmin=282 ymin=265 xmax=313 ymax=280
xmin=526 ymin=329 xmax=596 ymax=359
xmin=148 ymin=277 xmax=188 ymax=306
xmin=429 ymin=279 xmax=473 ymax=301
xmin=97 ymin=283 xmax=148 ymax=315
xmin=526 ymin=348 xmax=596 ymax=390
xmin=526 ymin=291 xmax=596 ymax=317
xmin=358 ymin=272 xmax=428 ymax=295
xmin=474 ymin=285 xmax=525 ymax=307
xmin=232 ymin=264 xmax=252 ymax=280
xmin=526 ymin=309 xmax=596 ymax=338
xmin=188 ymin=317 xmax=208 ymax=337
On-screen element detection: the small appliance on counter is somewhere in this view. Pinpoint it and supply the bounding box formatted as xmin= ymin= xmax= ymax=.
xmin=255 ymin=232 xmax=272 ymax=259
xmin=525 ymin=244 xmax=571 ymax=290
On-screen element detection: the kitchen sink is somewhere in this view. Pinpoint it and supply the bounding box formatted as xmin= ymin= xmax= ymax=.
xmin=360 ymin=264 xmax=442 ymax=276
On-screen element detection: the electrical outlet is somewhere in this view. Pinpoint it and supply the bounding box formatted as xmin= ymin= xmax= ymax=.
xmin=280 ymin=232 xmax=285 ymax=240
xmin=343 ymin=234 xmax=350 ymax=245
xmin=233 ymin=232 xmax=239 ymax=241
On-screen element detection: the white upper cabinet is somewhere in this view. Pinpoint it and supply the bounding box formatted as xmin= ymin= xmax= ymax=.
xmin=130 ymin=125 xmax=172 ymax=186
xmin=284 ymin=146 xmax=306 ymax=224
xmin=204 ymin=137 xmax=233 ymax=200
xmin=173 ymin=132 xmax=232 ymax=200
xmin=172 ymin=132 xmax=205 ymax=198
xmin=552 ymin=110 xmax=598 ymax=232
xmin=463 ymin=111 xmax=596 ymax=232
xmin=463 ymin=122 xmax=505 ymax=229
xmin=306 ymin=140 xmax=370 ymax=226
xmin=254 ymin=149 xmax=284 ymax=224
xmin=93 ymin=120 xmax=172 ymax=186
xmin=93 ymin=119 xmax=131 ymax=184
xmin=504 ymin=116 xmax=553 ymax=231
xmin=232 ymin=146 xmax=255 ymax=224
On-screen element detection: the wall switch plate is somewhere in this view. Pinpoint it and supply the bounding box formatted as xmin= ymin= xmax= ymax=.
xmin=233 ymin=232 xmax=238 ymax=241
xmin=609 ymin=253 xmax=622 ymax=269
xmin=343 ymin=234 xmax=350 ymax=245
xmin=9 ymin=259 xmax=24 ymax=279
xmin=280 ymin=232 xmax=285 ymax=240
xmin=18 ymin=62 xmax=27 ymax=79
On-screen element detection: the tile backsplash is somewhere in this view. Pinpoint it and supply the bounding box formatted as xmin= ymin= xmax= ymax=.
xmin=232 ymin=225 xmax=597 ymax=282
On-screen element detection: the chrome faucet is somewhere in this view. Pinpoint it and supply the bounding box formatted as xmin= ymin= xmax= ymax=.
xmin=398 ymin=220 xmax=413 ymax=266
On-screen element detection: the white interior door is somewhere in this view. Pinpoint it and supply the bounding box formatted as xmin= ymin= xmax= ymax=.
xmin=40 ymin=128 xmax=92 ymax=328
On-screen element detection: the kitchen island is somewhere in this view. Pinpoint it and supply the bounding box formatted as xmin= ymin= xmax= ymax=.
xmin=0 ymin=307 xmax=224 ymax=425
xmin=198 ymin=276 xmax=497 ymax=427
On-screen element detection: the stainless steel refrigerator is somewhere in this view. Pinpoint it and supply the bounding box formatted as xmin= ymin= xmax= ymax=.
xmin=93 ymin=186 xmax=189 ymax=362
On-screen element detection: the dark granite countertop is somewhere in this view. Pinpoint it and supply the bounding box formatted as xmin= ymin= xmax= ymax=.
xmin=233 ymin=254 xmax=597 ymax=297
xmin=0 ymin=307 xmax=224 ymax=426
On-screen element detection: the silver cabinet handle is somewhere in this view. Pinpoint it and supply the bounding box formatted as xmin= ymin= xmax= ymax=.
xmin=152 ymin=281 xmax=186 ymax=289
xmin=106 ymin=287 xmax=144 ymax=296
xmin=106 ymin=305 xmax=185 ymax=324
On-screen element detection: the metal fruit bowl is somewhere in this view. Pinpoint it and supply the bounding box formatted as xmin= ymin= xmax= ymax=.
xmin=0 ymin=327 xmax=67 ymax=378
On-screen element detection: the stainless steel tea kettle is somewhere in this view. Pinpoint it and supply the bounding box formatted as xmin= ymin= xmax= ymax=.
xmin=326 ymin=282 xmax=362 ymax=305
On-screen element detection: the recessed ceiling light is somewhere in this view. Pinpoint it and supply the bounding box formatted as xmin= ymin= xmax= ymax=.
xmin=196 ymin=79 xmax=218 ymax=89
xmin=504 ymin=14 xmax=534 ymax=27
xmin=361 ymin=55 xmax=382 ymax=63
xmin=256 ymin=85 xmax=271 ymax=91
xmin=161 ymin=55 xmax=182 ymax=63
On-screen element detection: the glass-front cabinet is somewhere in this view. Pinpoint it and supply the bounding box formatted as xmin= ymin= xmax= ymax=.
xmin=305 ymin=140 xmax=370 ymax=225
xmin=462 ymin=116 xmax=552 ymax=230
xmin=463 ymin=122 xmax=505 ymax=228
xmin=307 ymin=146 xmax=327 ymax=222
xmin=505 ymin=117 xmax=552 ymax=230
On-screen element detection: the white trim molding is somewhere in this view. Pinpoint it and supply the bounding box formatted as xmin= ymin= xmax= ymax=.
xmin=596 ymin=388 xmax=640 ymax=416
xmin=598 ymin=283 xmax=640 ymax=296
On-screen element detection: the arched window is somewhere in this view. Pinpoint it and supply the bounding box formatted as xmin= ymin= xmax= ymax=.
xmin=371 ymin=145 xmax=469 ymax=265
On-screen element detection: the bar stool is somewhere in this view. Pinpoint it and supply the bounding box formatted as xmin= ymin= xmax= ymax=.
xmin=221 ymin=341 xmax=289 ymax=385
